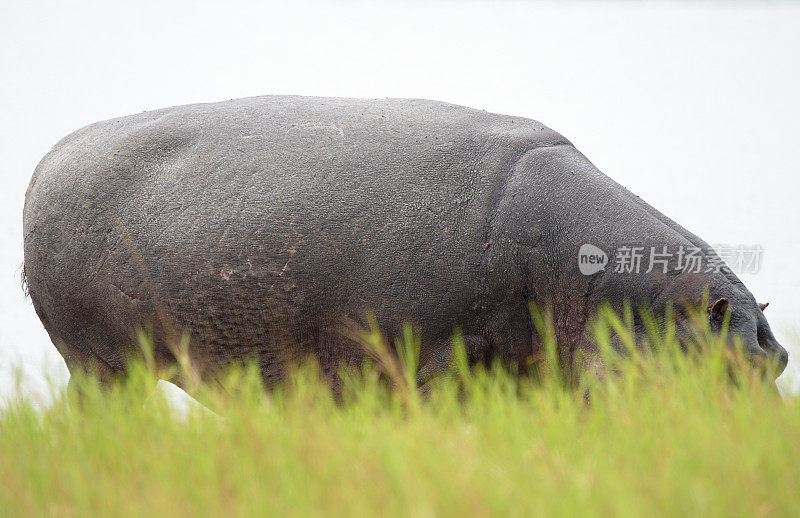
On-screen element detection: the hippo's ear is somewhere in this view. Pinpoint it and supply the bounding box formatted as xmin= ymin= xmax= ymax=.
xmin=708 ymin=297 xmax=729 ymax=323
xmin=759 ymin=302 xmax=769 ymax=312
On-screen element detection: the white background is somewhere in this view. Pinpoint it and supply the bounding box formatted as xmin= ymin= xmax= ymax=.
xmin=2 ymin=0 xmax=798 ymax=403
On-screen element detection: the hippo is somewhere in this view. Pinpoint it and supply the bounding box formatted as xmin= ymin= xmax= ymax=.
xmin=22 ymin=95 xmax=788 ymax=392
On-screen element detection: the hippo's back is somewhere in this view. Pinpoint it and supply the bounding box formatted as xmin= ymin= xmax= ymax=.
xmin=23 ymin=96 xmax=570 ymax=378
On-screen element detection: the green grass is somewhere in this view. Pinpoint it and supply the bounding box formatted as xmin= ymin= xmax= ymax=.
xmin=1 ymin=308 xmax=799 ymax=517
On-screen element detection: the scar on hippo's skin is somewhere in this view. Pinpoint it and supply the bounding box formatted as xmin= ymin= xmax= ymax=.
xmin=708 ymin=297 xmax=730 ymax=324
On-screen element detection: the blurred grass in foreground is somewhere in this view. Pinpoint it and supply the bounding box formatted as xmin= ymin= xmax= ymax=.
xmin=1 ymin=306 xmax=799 ymax=517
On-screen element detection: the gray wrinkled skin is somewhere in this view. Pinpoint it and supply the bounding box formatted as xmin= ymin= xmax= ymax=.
xmin=22 ymin=96 xmax=788 ymax=390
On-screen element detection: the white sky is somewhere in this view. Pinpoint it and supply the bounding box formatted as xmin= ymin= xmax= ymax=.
xmin=1 ymin=0 xmax=799 ymax=403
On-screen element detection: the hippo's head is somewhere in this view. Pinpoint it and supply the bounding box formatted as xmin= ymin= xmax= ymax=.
xmin=655 ymin=272 xmax=788 ymax=379
xmin=704 ymin=292 xmax=788 ymax=379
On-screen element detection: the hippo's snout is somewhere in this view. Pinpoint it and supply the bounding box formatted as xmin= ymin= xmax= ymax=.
xmin=768 ymin=343 xmax=789 ymax=378
xmin=750 ymin=340 xmax=788 ymax=379
xmin=752 ymin=314 xmax=789 ymax=379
